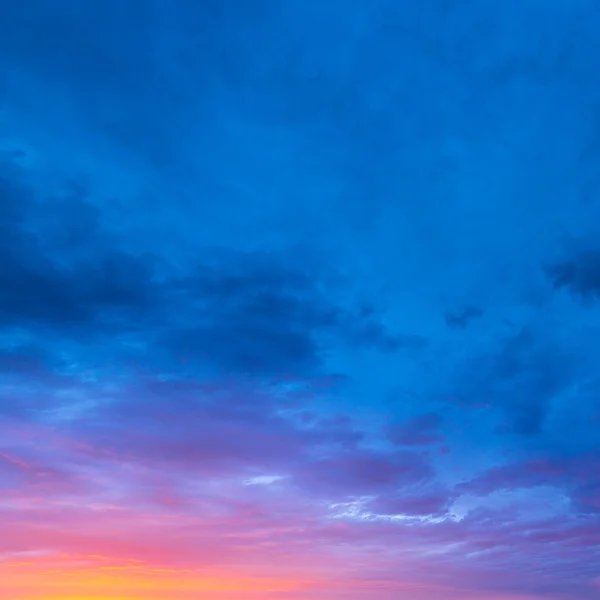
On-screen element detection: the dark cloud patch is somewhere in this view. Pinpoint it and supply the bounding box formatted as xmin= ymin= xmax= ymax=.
xmin=444 ymin=305 xmax=483 ymax=329
xmin=0 ymin=160 xmax=407 ymax=379
xmin=388 ymin=413 xmax=445 ymax=447
xmin=163 ymin=257 xmax=416 ymax=376
xmin=0 ymin=168 xmax=159 ymax=332
xmin=167 ymin=324 xmax=319 ymax=377
xmin=545 ymin=249 xmax=600 ymax=301
xmin=451 ymin=328 xmax=577 ymax=437
xmin=491 ymin=329 xmax=575 ymax=436
xmin=573 ymin=480 xmax=600 ymax=515
xmin=298 ymin=449 xmax=433 ymax=498
xmin=163 ymin=257 xmax=336 ymax=375
xmin=459 ymin=458 xmax=567 ymax=495
xmin=368 ymin=490 xmax=453 ymax=517
xmin=348 ymin=320 xmax=427 ymax=353
xmin=460 ymin=452 xmax=600 ymax=516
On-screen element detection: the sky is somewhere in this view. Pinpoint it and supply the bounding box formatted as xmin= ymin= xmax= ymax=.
xmin=1 ymin=0 xmax=600 ymax=599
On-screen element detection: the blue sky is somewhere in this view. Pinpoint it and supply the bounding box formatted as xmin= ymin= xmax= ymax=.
xmin=1 ymin=1 xmax=600 ymax=599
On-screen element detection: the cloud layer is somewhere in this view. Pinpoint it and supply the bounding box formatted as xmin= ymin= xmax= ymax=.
xmin=1 ymin=0 xmax=600 ymax=598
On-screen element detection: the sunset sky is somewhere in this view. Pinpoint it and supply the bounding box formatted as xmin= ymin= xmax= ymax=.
xmin=1 ymin=1 xmax=600 ymax=599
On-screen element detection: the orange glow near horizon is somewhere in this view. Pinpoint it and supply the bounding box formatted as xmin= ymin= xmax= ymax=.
xmin=0 ymin=553 xmax=314 ymax=600
xmin=0 ymin=553 xmax=557 ymax=600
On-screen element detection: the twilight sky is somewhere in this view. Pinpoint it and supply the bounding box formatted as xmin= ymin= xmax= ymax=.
xmin=1 ymin=1 xmax=600 ymax=599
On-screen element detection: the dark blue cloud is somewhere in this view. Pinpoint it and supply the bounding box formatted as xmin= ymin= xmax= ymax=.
xmin=0 ymin=155 xmax=410 ymax=383
xmin=0 ymin=163 xmax=157 ymax=329
xmin=546 ymin=248 xmax=600 ymax=301
xmin=444 ymin=305 xmax=484 ymax=329
xmin=446 ymin=326 xmax=581 ymax=438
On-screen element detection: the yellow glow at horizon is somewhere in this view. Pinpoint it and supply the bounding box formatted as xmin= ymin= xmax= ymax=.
xmin=0 ymin=556 xmax=308 ymax=599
